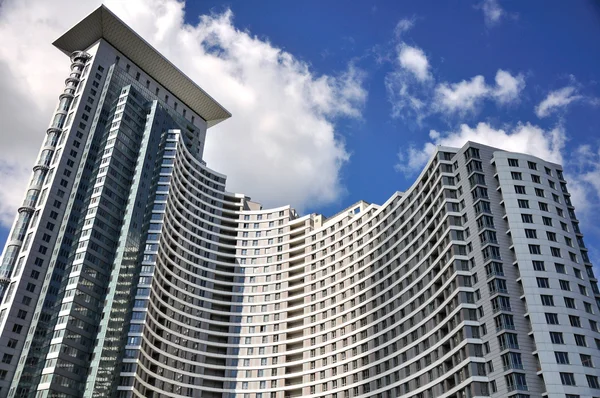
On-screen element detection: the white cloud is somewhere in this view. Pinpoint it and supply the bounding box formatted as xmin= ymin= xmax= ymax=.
xmin=394 ymin=121 xmax=600 ymax=235
xmin=493 ymin=69 xmax=526 ymax=104
xmin=535 ymin=86 xmax=583 ymax=118
xmin=394 ymin=17 xmax=415 ymax=37
xmin=478 ymin=0 xmax=505 ymax=27
xmin=398 ymin=44 xmax=431 ymax=82
xmin=433 ymin=75 xmax=489 ymax=115
xmin=396 ymin=122 xmax=566 ymax=175
xmin=433 ymin=70 xmax=525 ymax=115
xmin=0 ymin=0 xmax=367 ymax=227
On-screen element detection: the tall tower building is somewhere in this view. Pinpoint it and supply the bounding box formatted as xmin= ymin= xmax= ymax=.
xmin=0 ymin=5 xmax=599 ymax=398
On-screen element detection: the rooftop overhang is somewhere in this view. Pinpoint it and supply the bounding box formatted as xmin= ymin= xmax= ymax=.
xmin=53 ymin=5 xmax=231 ymax=128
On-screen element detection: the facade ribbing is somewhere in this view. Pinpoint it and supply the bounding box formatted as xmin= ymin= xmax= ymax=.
xmin=0 ymin=6 xmax=599 ymax=398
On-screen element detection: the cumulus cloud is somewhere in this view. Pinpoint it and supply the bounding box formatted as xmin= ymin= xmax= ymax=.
xmin=477 ymin=0 xmax=505 ymax=27
xmin=395 ymin=122 xmax=565 ymax=175
xmin=433 ymin=70 xmax=525 ymax=115
xmin=0 ymin=0 xmax=367 ymax=227
xmin=433 ymin=76 xmax=489 ymax=115
xmin=535 ymin=86 xmax=583 ymax=118
xmin=385 ymin=17 xmax=525 ymax=121
xmin=394 ymin=121 xmax=600 ymax=242
xmin=493 ymin=69 xmax=526 ymax=104
xmin=398 ymin=44 xmax=431 ymax=82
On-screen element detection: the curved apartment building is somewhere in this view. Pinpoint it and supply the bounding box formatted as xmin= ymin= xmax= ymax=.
xmin=0 ymin=6 xmax=599 ymax=398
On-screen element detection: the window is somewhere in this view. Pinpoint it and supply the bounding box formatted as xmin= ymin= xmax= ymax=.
xmin=555 ymin=263 xmax=566 ymax=274
xmin=533 ymin=261 xmax=545 ymax=271
xmin=508 ymin=158 xmax=519 ymax=167
xmin=528 ymin=161 xmax=537 ymax=170
xmin=550 ymin=247 xmax=561 ymax=257
xmin=579 ymin=284 xmax=588 ymax=296
xmin=517 ymin=199 xmax=529 ymax=209
xmin=545 ymin=313 xmax=559 ymax=324
xmin=569 ymin=315 xmax=581 ymax=327
xmin=580 ymin=354 xmax=593 ymax=368
xmin=546 ymin=231 xmax=557 ymax=241
xmin=529 ymin=245 xmax=541 ymax=255
xmin=521 ymin=214 xmax=533 ymax=223
xmin=555 ymin=351 xmax=569 ymax=364
xmin=587 ymin=375 xmax=600 ymax=389
xmin=541 ymin=295 xmax=554 ymax=306
xmin=536 ymin=277 xmax=549 ymax=288
xmin=535 ymin=188 xmax=545 ymax=197
xmin=539 ymin=202 xmax=549 ymax=211
xmin=574 ymin=334 xmax=587 ymax=347
xmin=552 ymin=193 xmax=560 ymax=203
xmin=564 ymin=297 xmax=576 ymax=309
xmin=564 ymin=237 xmax=572 ymax=247
xmin=1 ymin=354 xmax=12 ymax=364
xmin=515 ymin=185 xmax=526 ymax=194
xmin=550 ymin=332 xmax=564 ymax=344
xmin=559 ymin=280 xmax=570 ymax=291
xmin=525 ymin=229 xmax=537 ymax=239
xmin=511 ymin=172 xmax=522 ymax=180
xmin=560 ymin=373 xmax=576 ymax=386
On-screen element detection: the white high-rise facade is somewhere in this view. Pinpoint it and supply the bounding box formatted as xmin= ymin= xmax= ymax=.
xmin=0 ymin=6 xmax=599 ymax=398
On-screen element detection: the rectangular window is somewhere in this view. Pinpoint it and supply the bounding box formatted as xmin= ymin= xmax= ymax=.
xmin=540 ymin=295 xmax=554 ymax=306
xmin=521 ymin=214 xmax=533 ymax=223
xmin=559 ymin=280 xmax=570 ymax=291
xmin=587 ymin=375 xmax=600 ymax=389
xmin=536 ymin=277 xmax=549 ymax=288
xmin=564 ymin=297 xmax=576 ymax=309
xmin=574 ymin=334 xmax=587 ymax=347
xmin=533 ymin=261 xmax=545 ymax=271
xmin=569 ymin=315 xmax=581 ymax=327
xmin=555 ymin=352 xmax=569 ymax=364
xmin=525 ymin=229 xmax=537 ymax=239
xmin=560 ymin=373 xmax=576 ymax=386
xmin=580 ymin=354 xmax=593 ymax=368
xmin=545 ymin=313 xmax=559 ymax=324
xmin=529 ymin=245 xmax=541 ymax=255
xmin=550 ymin=332 xmax=564 ymax=344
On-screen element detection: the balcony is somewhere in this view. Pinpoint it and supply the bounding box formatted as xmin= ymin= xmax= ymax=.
xmin=496 ymin=323 xmax=515 ymax=332
xmin=487 ymin=271 xmax=505 ymax=279
xmin=499 ymin=343 xmax=519 ymax=351
xmin=503 ymin=363 xmax=524 ymax=371
xmin=507 ymin=384 xmax=528 ymax=392
xmin=492 ymin=305 xmax=512 ymax=314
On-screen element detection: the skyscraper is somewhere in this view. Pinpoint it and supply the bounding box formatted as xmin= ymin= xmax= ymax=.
xmin=0 ymin=5 xmax=599 ymax=398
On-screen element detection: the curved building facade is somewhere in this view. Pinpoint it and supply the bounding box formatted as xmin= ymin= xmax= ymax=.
xmin=0 ymin=6 xmax=599 ymax=398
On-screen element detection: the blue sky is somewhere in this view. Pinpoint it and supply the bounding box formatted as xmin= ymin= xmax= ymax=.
xmin=0 ymin=0 xmax=599 ymax=269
